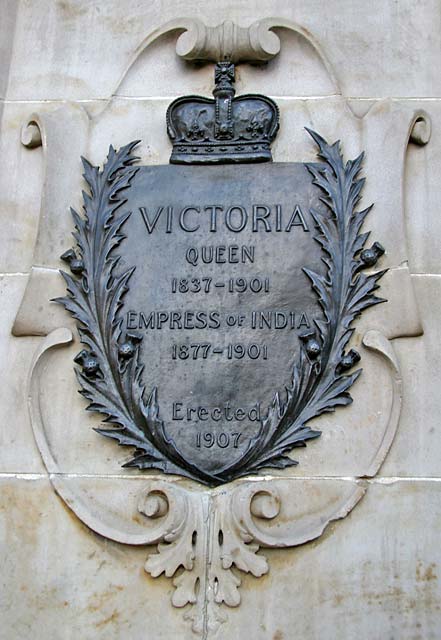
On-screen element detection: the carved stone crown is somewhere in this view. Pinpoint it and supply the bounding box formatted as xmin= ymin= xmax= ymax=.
xmin=167 ymin=61 xmax=279 ymax=164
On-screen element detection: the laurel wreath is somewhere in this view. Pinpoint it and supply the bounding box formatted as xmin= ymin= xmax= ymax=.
xmin=57 ymin=130 xmax=386 ymax=485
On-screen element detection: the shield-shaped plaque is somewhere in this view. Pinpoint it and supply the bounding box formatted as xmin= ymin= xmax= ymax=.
xmin=57 ymin=62 xmax=385 ymax=486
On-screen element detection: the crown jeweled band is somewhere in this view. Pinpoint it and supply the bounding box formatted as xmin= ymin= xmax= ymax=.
xmin=166 ymin=61 xmax=279 ymax=164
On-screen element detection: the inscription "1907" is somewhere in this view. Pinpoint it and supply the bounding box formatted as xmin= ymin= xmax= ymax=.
xmin=196 ymin=432 xmax=241 ymax=449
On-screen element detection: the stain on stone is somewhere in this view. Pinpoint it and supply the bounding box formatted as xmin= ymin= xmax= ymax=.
xmin=95 ymin=608 xmax=120 ymax=628
xmin=56 ymin=1 xmax=88 ymax=20
xmin=416 ymin=561 xmax=437 ymax=583
xmin=332 ymin=593 xmax=344 ymax=606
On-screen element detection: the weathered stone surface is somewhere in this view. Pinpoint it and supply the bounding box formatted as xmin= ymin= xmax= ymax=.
xmin=383 ymin=275 xmax=441 ymax=476
xmin=0 ymin=477 xmax=186 ymax=639
xmin=4 ymin=1 xmax=441 ymax=100
xmin=214 ymin=480 xmax=441 ymax=640
xmin=0 ymin=1 xmax=17 ymax=100
xmin=0 ymin=102 xmax=43 ymax=273
xmin=12 ymin=267 xmax=75 ymax=337
xmin=116 ymin=22 xmax=337 ymax=99
xmin=1 ymin=477 xmax=439 ymax=639
xmin=404 ymin=101 xmax=441 ymax=275
xmin=1 ymin=473 xmax=362 ymax=633
xmin=0 ymin=275 xmax=44 ymax=473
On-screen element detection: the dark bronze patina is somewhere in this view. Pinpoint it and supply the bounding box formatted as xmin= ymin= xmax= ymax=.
xmin=57 ymin=66 xmax=385 ymax=485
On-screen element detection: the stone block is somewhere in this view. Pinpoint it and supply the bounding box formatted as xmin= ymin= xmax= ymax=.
xmin=4 ymin=1 xmax=441 ymax=101
xmin=0 ymin=102 xmax=43 ymax=273
xmin=0 ymin=275 xmax=44 ymax=473
xmin=403 ymin=100 xmax=441 ymax=275
xmin=214 ymin=479 xmax=441 ymax=640
xmin=1 ymin=477 xmax=439 ymax=639
xmin=0 ymin=1 xmax=17 ymax=99
xmin=382 ymin=275 xmax=441 ymax=477
xmin=0 ymin=477 xmax=187 ymax=639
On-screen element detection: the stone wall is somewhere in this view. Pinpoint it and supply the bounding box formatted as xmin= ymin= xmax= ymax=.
xmin=0 ymin=1 xmax=440 ymax=638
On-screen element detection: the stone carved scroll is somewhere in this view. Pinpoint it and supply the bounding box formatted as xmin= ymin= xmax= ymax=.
xmin=14 ymin=105 xmax=89 ymax=337
xmin=19 ymin=106 xmax=89 ymax=268
xmin=120 ymin=16 xmax=331 ymax=64
xmin=175 ymin=18 xmax=281 ymax=63
xmin=409 ymin=112 xmax=432 ymax=146
xmin=28 ymin=327 xmax=401 ymax=634
xmin=139 ymin=480 xmax=366 ymax=634
xmin=114 ymin=17 xmax=341 ymax=95
xmin=361 ymin=330 xmax=402 ymax=476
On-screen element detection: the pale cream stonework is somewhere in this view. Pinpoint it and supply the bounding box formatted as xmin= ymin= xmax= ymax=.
xmin=1 ymin=1 xmax=440 ymax=639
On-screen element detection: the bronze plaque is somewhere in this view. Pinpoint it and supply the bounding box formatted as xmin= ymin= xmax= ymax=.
xmin=58 ymin=64 xmax=385 ymax=484
xmin=119 ymin=162 xmax=323 ymax=476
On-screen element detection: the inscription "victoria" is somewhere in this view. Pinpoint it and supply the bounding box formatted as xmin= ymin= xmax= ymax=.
xmin=139 ymin=203 xmax=310 ymax=233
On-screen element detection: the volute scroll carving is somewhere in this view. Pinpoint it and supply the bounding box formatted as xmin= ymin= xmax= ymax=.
xmin=174 ymin=18 xmax=281 ymax=64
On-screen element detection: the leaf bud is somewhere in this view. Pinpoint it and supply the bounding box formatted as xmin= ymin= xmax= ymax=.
xmin=60 ymin=248 xmax=76 ymax=264
xmin=360 ymin=241 xmax=385 ymax=267
xmin=119 ymin=342 xmax=135 ymax=359
xmin=306 ymin=339 xmax=321 ymax=358
xmin=83 ymin=357 xmax=99 ymax=376
xmin=70 ymin=258 xmax=85 ymax=274
xmin=337 ymin=349 xmax=361 ymax=373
